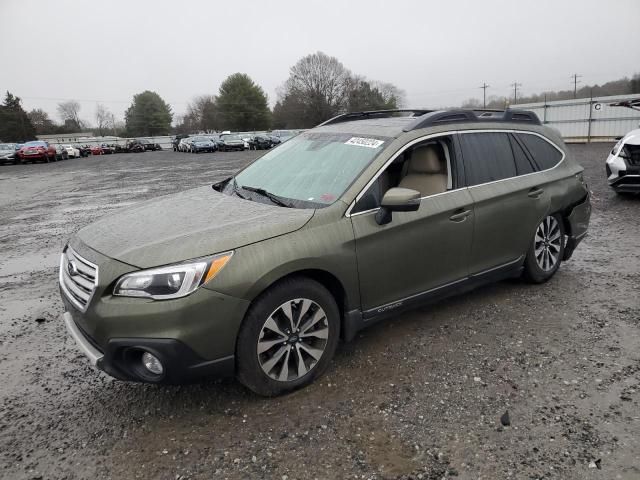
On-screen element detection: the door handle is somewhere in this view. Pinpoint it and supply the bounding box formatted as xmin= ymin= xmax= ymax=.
xmin=449 ymin=209 xmax=471 ymax=222
xmin=528 ymin=187 xmax=544 ymax=198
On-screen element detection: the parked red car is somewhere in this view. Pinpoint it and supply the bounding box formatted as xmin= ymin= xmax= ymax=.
xmin=90 ymin=145 xmax=103 ymax=155
xmin=18 ymin=141 xmax=56 ymax=163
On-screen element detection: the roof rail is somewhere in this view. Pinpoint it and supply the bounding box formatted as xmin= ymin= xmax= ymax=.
xmin=315 ymin=108 xmax=541 ymax=130
xmin=317 ymin=109 xmax=434 ymax=127
xmin=404 ymin=108 xmax=541 ymax=131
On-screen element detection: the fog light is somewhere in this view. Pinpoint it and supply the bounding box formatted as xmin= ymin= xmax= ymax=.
xmin=141 ymin=352 xmax=164 ymax=375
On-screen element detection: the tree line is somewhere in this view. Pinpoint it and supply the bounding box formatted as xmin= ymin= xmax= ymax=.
xmin=0 ymin=52 xmax=404 ymax=142
xmin=2 ymin=52 xmax=639 ymax=143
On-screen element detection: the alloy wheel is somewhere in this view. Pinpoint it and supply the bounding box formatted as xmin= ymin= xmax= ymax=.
xmin=257 ymin=298 xmax=329 ymax=382
xmin=534 ymin=216 xmax=561 ymax=271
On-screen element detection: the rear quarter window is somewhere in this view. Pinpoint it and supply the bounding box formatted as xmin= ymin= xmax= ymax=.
xmin=516 ymin=133 xmax=563 ymax=171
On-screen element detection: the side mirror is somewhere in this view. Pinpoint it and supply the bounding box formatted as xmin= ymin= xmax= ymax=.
xmin=375 ymin=187 xmax=421 ymax=225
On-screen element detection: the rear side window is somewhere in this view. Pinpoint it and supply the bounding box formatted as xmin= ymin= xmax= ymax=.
xmin=508 ymin=134 xmax=536 ymax=175
xmin=516 ymin=133 xmax=563 ymax=170
xmin=459 ymin=132 xmax=516 ymax=186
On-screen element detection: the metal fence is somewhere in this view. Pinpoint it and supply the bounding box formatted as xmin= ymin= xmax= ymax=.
xmin=513 ymin=93 xmax=640 ymax=143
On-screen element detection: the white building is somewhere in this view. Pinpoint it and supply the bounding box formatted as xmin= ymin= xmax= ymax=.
xmin=513 ymin=93 xmax=640 ymax=143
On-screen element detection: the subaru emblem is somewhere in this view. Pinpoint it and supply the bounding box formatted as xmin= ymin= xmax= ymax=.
xmin=67 ymin=260 xmax=79 ymax=276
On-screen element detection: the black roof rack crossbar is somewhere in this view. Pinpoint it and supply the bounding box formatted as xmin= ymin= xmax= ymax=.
xmin=404 ymin=108 xmax=541 ymax=131
xmin=317 ymin=109 xmax=434 ymax=127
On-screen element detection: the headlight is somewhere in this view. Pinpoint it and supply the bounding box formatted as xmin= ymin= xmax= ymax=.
xmin=113 ymin=251 xmax=233 ymax=300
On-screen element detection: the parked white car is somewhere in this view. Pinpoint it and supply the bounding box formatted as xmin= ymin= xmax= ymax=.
xmin=606 ymin=128 xmax=640 ymax=194
xmin=178 ymin=137 xmax=192 ymax=152
xmin=62 ymin=144 xmax=81 ymax=158
xmin=606 ymin=99 xmax=640 ymax=194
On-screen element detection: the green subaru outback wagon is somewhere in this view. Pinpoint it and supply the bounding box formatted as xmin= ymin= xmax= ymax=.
xmin=60 ymin=109 xmax=591 ymax=395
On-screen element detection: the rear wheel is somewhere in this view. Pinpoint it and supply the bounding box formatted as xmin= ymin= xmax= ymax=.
xmin=236 ymin=277 xmax=340 ymax=396
xmin=523 ymin=214 xmax=565 ymax=283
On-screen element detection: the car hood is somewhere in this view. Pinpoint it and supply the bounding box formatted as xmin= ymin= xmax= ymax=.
xmin=72 ymin=185 xmax=314 ymax=268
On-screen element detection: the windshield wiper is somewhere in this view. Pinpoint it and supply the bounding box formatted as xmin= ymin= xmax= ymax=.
xmin=231 ymin=177 xmax=249 ymax=200
xmin=240 ymin=185 xmax=293 ymax=208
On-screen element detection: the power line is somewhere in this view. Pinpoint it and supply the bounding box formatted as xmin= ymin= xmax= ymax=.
xmin=511 ymin=82 xmax=522 ymax=104
xmin=479 ymin=83 xmax=490 ymax=108
xmin=571 ymin=73 xmax=582 ymax=98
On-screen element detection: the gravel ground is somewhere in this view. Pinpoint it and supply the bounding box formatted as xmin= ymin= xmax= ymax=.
xmin=0 ymin=144 xmax=638 ymax=480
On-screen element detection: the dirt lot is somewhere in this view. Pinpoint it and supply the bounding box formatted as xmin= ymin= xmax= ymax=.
xmin=0 ymin=144 xmax=638 ymax=480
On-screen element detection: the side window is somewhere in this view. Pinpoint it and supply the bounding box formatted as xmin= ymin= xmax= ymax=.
xmin=515 ymin=133 xmax=563 ymax=171
xmin=508 ymin=134 xmax=536 ymax=175
xmin=352 ymin=136 xmax=455 ymax=214
xmin=459 ymin=132 xmax=516 ymax=186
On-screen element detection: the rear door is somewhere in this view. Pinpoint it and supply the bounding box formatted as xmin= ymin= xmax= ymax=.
xmin=458 ymin=131 xmax=550 ymax=274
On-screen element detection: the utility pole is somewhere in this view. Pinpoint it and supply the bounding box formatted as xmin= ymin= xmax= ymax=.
xmin=480 ymin=83 xmax=490 ymax=108
xmin=511 ymin=82 xmax=521 ymax=104
xmin=572 ymin=73 xmax=582 ymax=98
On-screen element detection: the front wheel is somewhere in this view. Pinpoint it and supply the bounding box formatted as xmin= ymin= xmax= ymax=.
xmin=523 ymin=214 xmax=565 ymax=283
xmin=236 ymin=277 xmax=340 ymax=396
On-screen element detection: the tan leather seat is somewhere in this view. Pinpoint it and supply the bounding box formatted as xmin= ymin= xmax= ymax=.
xmin=398 ymin=145 xmax=447 ymax=196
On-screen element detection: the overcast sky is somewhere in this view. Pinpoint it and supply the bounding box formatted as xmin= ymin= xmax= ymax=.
xmin=1 ymin=0 xmax=639 ymax=126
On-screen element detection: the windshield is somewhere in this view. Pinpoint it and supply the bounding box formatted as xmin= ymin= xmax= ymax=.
xmin=192 ymin=137 xmax=207 ymax=142
xmin=24 ymin=141 xmax=47 ymax=147
xmin=233 ymin=132 xmax=388 ymax=207
xmin=223 ymin=135 xmax=240 ymax=141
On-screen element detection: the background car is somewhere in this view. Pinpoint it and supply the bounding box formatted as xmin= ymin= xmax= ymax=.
xmin=249 ymin=134 xmax=274 ymax=150
xmin=101 ymin=144 xmax=114 ymax=154
xmin=606 ymin=127 xmax=640 ymax=194
xmin=177 ymin=137 xmax=192 ymax=152
xmin=54 ymin=145 xmax=69 ymax=161
xmin=0 ymin=143 xmax=19 ymax=164
xmin=18 ymin=141 xmax=56 ymax=163
xmin=266 ymin=134 xmax=282 ymax=146
xmin=78 ymin=145 xmax=92 ymax=157
xmin=90 ymin=145 xmax=103 ymax=155
xmin=217 ymin=134 xmax=245 ymax=151
xmin=190 ymin=136 xmax=216 ymax=153
xmin=137 ymin=139 xmax=162 ymax=151
xmin=62 ymin=144 xmax=81 ymax=158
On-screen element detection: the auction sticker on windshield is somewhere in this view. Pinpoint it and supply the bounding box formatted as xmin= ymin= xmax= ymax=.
xmin=345 ymin=137 xmax=385 ymax=149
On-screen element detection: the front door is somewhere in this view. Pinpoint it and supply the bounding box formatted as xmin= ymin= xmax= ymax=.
xmin=351 ymin=187 xmax=474 ymax=315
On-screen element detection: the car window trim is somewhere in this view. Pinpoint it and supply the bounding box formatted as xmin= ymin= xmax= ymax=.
xmin=346 ymin=132 xmax=460 ymax=217
xmin=345 ymin=129 xmax=566 ymax=217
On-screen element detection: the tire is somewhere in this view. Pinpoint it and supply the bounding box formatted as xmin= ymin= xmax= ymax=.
xmin=236 ymin=277 xmax=340 ymax=396
xmin=523 ymin=213 xmax=565 ymax=284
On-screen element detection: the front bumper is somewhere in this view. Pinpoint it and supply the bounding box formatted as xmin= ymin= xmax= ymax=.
xmin=606 ymin=153 xmax=640 ymax=191
xmin=63 ymin=311 xmax=236 ymax=383
xmin=60 ymin=245 xmax=250 ymax=383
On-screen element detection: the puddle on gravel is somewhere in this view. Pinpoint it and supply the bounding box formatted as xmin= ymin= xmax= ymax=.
xmin=0 ymin=251 xmax=60 ymax=277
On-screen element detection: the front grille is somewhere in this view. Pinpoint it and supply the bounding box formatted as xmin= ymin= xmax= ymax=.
xmin=59 ymin=246 xmax=98 ymax=312
xmin=625 ymin=145 xmax=640 ymax=166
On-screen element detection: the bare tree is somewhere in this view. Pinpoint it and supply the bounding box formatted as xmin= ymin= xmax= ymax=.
xmin=95 ymin=103 xmax=111 ymax=136
xmin=186 ymin=95 xmax=219 ymax=131
xmin=372 ymin=81 xmax=406 ymax=108
xmin=285 ymin=51 xmax=352 ymax=125
xmin=274 ymin=52 xmax=404 ymax=128
xmin=57 ymin=100 xmax=83 ymax=130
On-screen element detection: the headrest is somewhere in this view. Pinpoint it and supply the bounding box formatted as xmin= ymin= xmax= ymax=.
xmin=409 ymin=145 xmax=444 ymax=174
